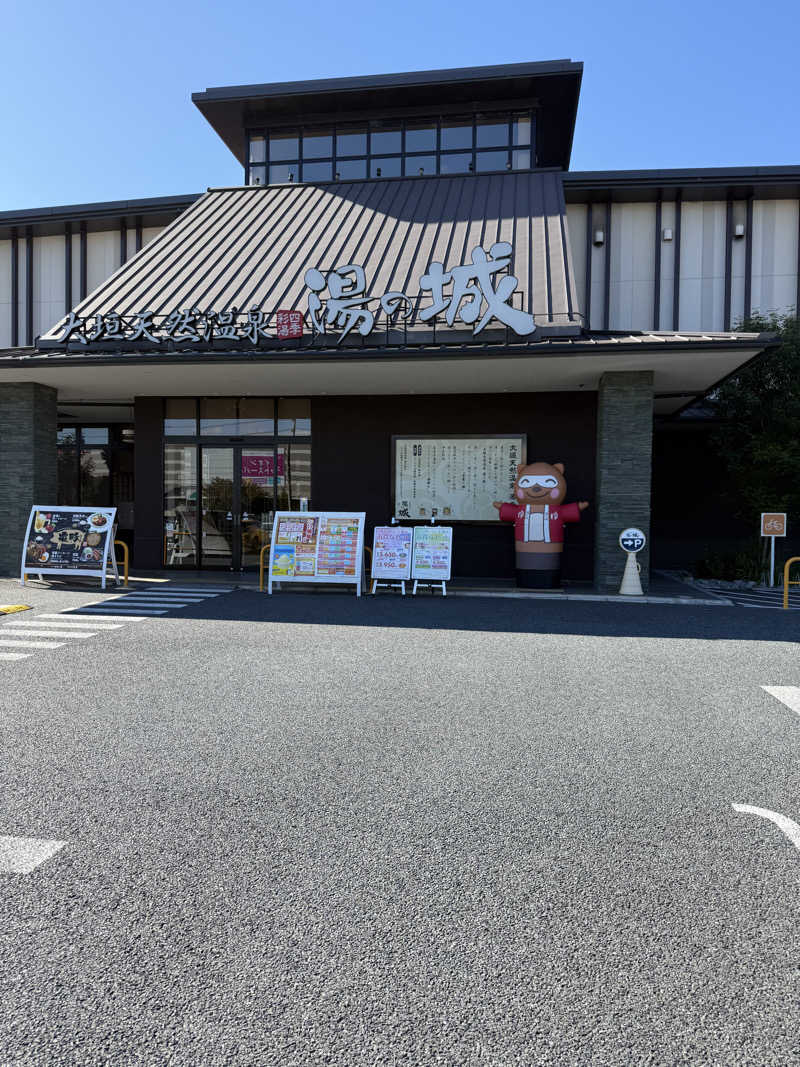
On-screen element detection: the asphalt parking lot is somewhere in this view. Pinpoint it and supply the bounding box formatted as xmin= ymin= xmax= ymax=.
xmin=1 ymin=581 xmax=799 ymax=1065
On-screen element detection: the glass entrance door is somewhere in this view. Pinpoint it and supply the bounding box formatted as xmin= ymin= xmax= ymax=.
xmin=200 ymin=448 xmax=235 ymax=568
xmin=240 ymin=448 xmax=274 ymax=569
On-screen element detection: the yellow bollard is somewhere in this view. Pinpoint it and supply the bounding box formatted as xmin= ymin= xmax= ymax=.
xmin=259 ymin=542 xmax=271 ymax=592
xmin=114 ymin=539 xmax=129 ymax=588
xmin=783 ymin=556 xmax=800 ymax=610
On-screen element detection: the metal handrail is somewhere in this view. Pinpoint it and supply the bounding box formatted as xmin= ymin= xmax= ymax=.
xmin=783 ymin=556 xmax=800 ymax=610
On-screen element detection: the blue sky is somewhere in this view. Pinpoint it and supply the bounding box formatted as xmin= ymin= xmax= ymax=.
xmin=2 ymin=0 xmax=798 ymax=211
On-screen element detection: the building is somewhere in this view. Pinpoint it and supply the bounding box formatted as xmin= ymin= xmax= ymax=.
xmin=1 ymin=60 xmax=795 ymax=586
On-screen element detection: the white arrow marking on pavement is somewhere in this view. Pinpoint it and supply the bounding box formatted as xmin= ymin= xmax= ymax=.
xmin=732 ymin=804 xmax=800 ymax=852
xmin=0 ymin=835 xmax=66 ymax=874
xmin=762 ymin=686 xmax=800 ymax=717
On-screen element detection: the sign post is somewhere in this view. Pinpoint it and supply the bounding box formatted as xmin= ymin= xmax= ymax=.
xmin=760 ymin=513 xmax=787 ymax=587
xmin=20 ymin=506 xmax=118 ymax=589
xmin=618 ymin=527 xmax=646 ymax=596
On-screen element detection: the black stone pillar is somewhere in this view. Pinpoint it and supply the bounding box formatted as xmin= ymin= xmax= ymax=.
xmin=0 ymin=383 xmax=58 ymax=576
xmin=594 ymin=371 xmax=654 ymax=593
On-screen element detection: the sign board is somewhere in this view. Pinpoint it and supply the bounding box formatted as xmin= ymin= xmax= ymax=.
xmin=267 ymin=512 xmax=366 ymax=595
xmin=411 ymin=526 xmax=453 ymax=582
xmin=761 ymin=513 xmax=787 ymax=537
xmin=371 ymin=526 xmax=413 ymax=581
xmin=21 ymin=506 xmax=117 ymax=588
xmin=394 ymin=436 xmax=526 ymax=522
xmin=619 ymin=527 xmax=646 ymax=553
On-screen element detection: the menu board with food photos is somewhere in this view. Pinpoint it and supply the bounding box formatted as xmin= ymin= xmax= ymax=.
xmin=371 ymin=526 xmax=413 ymax=581
xmin=21 ymin=506 xmax=118 ymax=588
xmin=411 ymin=525 xmax=453 ymax=582
xmin=267 ymin=511 xmax=366 ymax=596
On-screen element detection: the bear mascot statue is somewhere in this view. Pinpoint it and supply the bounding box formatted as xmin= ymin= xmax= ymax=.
xmin=493 ymin=461 xmax=589 ymax=589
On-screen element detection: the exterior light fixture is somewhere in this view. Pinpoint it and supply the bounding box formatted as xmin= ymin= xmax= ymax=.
xmin=335 ymin=172 xmax=340 ymax=180
xmin=734 ymin=223 xmax=745 ymax=238
xmin=593 ymin=229 xmax=605 ymax=246
xmin=662 ymin=228 xmax=673 ymax=241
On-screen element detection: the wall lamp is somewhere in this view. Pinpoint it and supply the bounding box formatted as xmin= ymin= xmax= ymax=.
xmin=593 ymin=229 xmax=605 ymax=246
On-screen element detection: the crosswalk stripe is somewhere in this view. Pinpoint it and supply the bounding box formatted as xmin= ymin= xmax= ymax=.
xmin=61 ymin=610 xmax=162 ymax=618
xmin=114 ymin=591 xmax=222 ymax=598
xmin=0 ymin=628 xmax=97 ymax=639
xmin=0 ymin=835 xmax=67 ymax=873
xmin=0 ymin=638 xmax=65 ymax=649
xmin=153 ymin=587 xmax=234 ymax=592
xmin=103 ymin=600 xmax=191 ymax=608
xmin=13 ymin=619 xmax=123 ymax=629
xmin=0 ymin=652 xmax=31 ymax=661
xmin=762 ymin=687 xmax=800 ymax=716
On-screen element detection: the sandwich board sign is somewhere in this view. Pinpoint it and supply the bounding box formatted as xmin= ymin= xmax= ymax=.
xmin=370 ymin=525 xmax=413 ymax=594
xmin=267 ymin=512 xmax=366 ymax=595
xmin=411 ymin=525 xmax=453 ymax=595
xmin=21 ymin=506 xmax=118 ymax=589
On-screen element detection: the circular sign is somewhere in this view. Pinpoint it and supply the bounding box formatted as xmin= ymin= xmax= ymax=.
xmin=619 ymin=527 xmax=646 ymax=553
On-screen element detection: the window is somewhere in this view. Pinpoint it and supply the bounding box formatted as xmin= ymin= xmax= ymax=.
xmin=245 ymin=112 xmax=534 ymax=186
xmin=56 ymin=425 xmax=134 ymax=526
xmin=164 ymin=399 xmax=196 ymax=436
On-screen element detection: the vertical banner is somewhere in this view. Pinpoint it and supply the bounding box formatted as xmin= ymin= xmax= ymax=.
xmin=411 ymin=526 xmax=453 ymax=582
xmin=267 ymin=512 xmax=366 ymax=595
xmin=371 ymin=526 xmax=413 ymax=581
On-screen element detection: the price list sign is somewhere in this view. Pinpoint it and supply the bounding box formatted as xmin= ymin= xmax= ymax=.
xmin=411 ymin=526 xmax=453 ymax=582
xmin=21 ymin=506 xmax=117 ymax=587
xmin=371 ymin=526 xmax=413 ymax=580
xmin=394 ymin=436 xmax=526 ymax=522
xmin=267 ymin=512 xmax=366 ymax=595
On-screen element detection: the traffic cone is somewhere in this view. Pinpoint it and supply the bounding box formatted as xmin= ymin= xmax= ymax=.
xmin=619 ymin=553 xmax=644 ymax=596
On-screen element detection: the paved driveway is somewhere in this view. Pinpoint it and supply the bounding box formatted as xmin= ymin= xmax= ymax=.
xmin=1 ymin=585 xmax=799 ymax=1065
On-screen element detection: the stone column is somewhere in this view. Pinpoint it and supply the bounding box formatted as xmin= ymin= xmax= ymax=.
xmin=0 ymin=383 xmax=58 ymax=576
xmin=594 ymin=371 xmax=654 ymax=593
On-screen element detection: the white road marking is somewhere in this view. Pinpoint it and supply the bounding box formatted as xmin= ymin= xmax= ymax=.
xmin=60 ymin=610 xmax=160 ymax=619
xmin=0 ymin=638 xmax=64 ymax=649
xmin=111 ymin=591 xmax=221 ymax=598
xmin=0 ymin=628 xmax=96 ymax=639
xmin=0 ymin=652 xmax=30 ymax=661
xmin=0 ymin=835 xmax=67 ymax=874
xmin=102 ymin=600 xmax=191 ymax=608
xmin=9 ymin=619 xmax=122 ymax=630
xmin=732 ymin=804 xmax=800 ymax=852
xmin=762 ymin=686 xmax=800 ymax=717
xmin=156 ymin=587 xmax=233 ymax=592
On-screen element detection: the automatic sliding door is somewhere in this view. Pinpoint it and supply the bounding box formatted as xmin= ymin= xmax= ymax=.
xmin=164 ymin=445 xmax=198 ymax=567
xmin=240 ymin=449 xmax=275 ymax=569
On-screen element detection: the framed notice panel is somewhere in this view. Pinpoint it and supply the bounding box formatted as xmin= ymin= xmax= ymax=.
xmin=21 ymin=506 xmax=118 ymax=588
xmin=267 ymin=512 xmax=366 ymax=595
xmin=393 ymin=435 xmax=526 ymax=522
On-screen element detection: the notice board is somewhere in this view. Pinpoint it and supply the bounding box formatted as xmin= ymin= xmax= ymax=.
xmin=411 ymin=526 xmax=453 ymax=582
xmin=393 ymin=435 xmax=526 ymax=522
xmin=268 ymin=512 xmax=366 ymax=595
xmin=21 ymin=506 xmax=118 ymax=587
xmin=371 ymin=526 xmax=413 ymax=581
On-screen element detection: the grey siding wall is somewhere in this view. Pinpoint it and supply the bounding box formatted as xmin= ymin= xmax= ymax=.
xmin=566 ymin=198 xmax=800 ymax=331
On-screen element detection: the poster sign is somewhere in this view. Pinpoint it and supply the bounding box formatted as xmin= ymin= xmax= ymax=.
xmin=21 ymin=506 xmax=117 ymax=588
xmin=394 ymin=436 xmax=526 ymax=522
xmin=267 ymin=512 xmax=366 ymax=595
xmin=411 ymin=526 xmax=453 ymax=582
xmin=760 ymin=513 xmax=787 ymax=537
xmin=371 ymin=526 xmax=413 ymax=580
xmin=241 ymin=454 xmax=285 ymax=482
